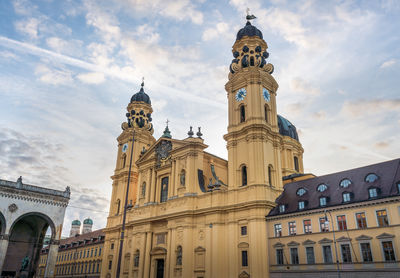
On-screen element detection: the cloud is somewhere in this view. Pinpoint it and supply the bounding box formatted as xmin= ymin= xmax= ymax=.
xmin=342 ymin=99 xmax=400 ymax=118
xmin=375 ymin=141 xmax=390 ymax=149
xmin=116 ymin=0 xmax=204 ymax=25
xmin=46 ymin=36 xmax=83 ymax=56
xmin=35 ymin=64 xmax=73 ymax=85
xmin=380 ymin=59 xmax=396 ymax=68
xmin=202 ymin=22 xmax=229 ymax=41
xmin=77 ymin=72 xmax=105 ymax=84
xmin=15 ymin=17 xmax=40 ymax=39
xmin=290 ymin=78 xmax=321 ymax=96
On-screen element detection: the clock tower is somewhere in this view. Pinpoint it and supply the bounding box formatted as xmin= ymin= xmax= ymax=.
xmin=109 ymin=81 xmax=156 ymax=218
xmin=224 ymin=20 xmax=283 ymax=193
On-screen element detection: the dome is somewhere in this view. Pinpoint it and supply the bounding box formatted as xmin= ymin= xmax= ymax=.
xmin=277 ymin=115 xmax=299 ymax=141
xmin=236 ymin=21 xmax=263 ymax=41
xmin=72 ymin=219 xmax=81 ymax=226
xmin=131 ymin=83 xmax=151 ymax=104
xmin=83 ymin=218 xmax=93 ymax=225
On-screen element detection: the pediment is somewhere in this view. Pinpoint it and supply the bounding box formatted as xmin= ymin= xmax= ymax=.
xmin=355 ymin=235 xmax=372 ymax=241
xmin=273 ymin=242 xmax=285 ymax=248
xmin=376 ymin=233 xmax=395 ymax=239
xmin=238 ymin=242 xmax=249 ymax=248
xmin=194 ymin=246 xmax=206 ymax=252
xmin=302 ymin=239 xmax=316 ymax=246
xmin=136 ymin=137 xmax=201 ymax=164
xmin=239 ymin=271 xmax=250 ymax=278
xmin=150 ymin=247 xmax=167 ymax=255
xmin=318 ymin=238 xmax=333 ymax=244
xmin=287 ymin=241 xmax=299 ymax=247
xmin=337 ymin=236 xmax=351 ymax=242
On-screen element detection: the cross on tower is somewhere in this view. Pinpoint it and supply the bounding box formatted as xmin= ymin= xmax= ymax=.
xmin=166 ymin=119 xmax=170 ymax=127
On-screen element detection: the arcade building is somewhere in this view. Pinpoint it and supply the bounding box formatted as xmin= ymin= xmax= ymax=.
xmin=101 ymin=19 xmax=400 ymax=278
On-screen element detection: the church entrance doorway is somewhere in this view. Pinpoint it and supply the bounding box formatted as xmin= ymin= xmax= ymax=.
xmin=156 ymin=259 xmax=164 ymax=278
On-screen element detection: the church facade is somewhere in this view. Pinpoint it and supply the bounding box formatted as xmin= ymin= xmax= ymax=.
xmin=101 ymin=20 xmax=304 ymax=278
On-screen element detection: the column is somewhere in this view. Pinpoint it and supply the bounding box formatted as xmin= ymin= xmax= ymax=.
xmin=143 ymin=232 xmax=152 ymax=278
xmin=170 ymin=160 xmax=176 ymax=198
xmin=0 ymin=235 xmax=9 ymax=273
xmin=44 ymin=241 xmax=59 ymax=278
xmin=150 ymin=169 xmax=157 ymax=203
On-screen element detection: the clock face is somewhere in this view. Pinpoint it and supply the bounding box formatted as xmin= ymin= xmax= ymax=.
xmin=263 ymin=88 xmax=270 ymax=102
xmin=235 ymin=88 xmax=247 ymax=101
xmin=122 ymin=143 xmax=129 ymax=153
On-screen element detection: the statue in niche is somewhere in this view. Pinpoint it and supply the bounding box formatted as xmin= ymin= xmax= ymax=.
xmin=21 ymin=255 xmax=29 ymax=271
xmin=180 ymin=170 xmax=185 ymax=187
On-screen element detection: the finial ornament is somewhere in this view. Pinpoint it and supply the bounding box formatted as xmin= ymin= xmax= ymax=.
xmin=196 ymin=127 xmax=203 ymax=138
xmin=246 ymin=8 xmax=256 ymax=21
xmin=188 ymin=126 xmax=194 ymax=138
xmin=141 ymin=77 xmax=144 ymax=88
xmin=166 ymin=119 xmax=170 ymax=127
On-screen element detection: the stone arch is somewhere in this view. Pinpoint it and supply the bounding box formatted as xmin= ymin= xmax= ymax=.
xmin=3 ymin=212 xmax=56 ymax=277
xmin=9 ymin=211 xmax=56 ymax=240
xmin=0 ymin=211 xmax=6 ymax=235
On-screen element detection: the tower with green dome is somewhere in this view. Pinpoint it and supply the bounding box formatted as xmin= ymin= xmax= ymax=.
xmin=69 ymin=219 xmax=81 ymax=237
xmin=82 ymin=217 xmax=93 ymax=234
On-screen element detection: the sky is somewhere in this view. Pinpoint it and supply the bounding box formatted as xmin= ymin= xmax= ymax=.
xmin=0 ymin=0 xmax=399 ymax=237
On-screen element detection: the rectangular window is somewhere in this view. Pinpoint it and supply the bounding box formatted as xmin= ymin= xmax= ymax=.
xmin=306 ymin=246 xmax=315 ymax=264
xmin=290 ymin=248 xmax=299 ymax=264
xmin=160 ymin=177 xmax=169 ymax=203
xmin=279 ymin=204 xmax=285 ymax=213
xmin=303 ymin=219 xmax=312 ymax=234
xmin=241 ymin=226 xmax=247 ymax=236
xmin=337 ymin=215 xmax=347 ymax=231
xmin=111 ymin=243 xmax=114 ymax=249
xmin=323 ymin=245 xmax=333 ymax=263
xmin=360 ymin=242 xmax=373 ymax=262
xmin=288 ymin=221 xmax=296 ymax=235
xmin=99 ymin=247 xmax=102 ymax=256
xmin=356 ymin=212 xmax=367 ymax=229
xmin=108 ymin=260 xmax=112 ymax=270
xmin=87 ymin=250 xmax=90 ymax=257
xmin=298 ymin=201 xmax=305 ymax=210
xmin=241 ymin=250 xmax=248 ymax=266
xmin=341 ymin=244 xmax=352 ymax=263
xmin=376 ymin=210 xmax=389 ymax=227
xmin=369 ymin=188 xmax=378 ymax=198
xmin=319 ymin=197 xmax=327 ymax=206
xmin=91 ymin=249 xmax=93 ymax=257
xmin=95 ymin=248 xmax=97 ymax=257
xmin=319 ymin=217 xmax=329 ymax=232
xmin=156 ymin=233 xmax=166 ymax=244
xmin=274 ymin=224 xmax=282 ymax=237
xmin=343 ymin=192 xmax=351 ymax=202
xmin=382 ymin=241 xmax=396 ymax=261
xmin=276 ymin=249 xmax=284 ymax=265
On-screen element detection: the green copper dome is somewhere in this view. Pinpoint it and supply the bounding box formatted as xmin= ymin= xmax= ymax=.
xmin=72 ymin=219 xmax=81 ymax=226
xmin=83 ymin=218 xmax=93 ymax=225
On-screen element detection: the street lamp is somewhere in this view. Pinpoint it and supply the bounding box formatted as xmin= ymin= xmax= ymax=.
xmin=324 ymin=210 xmax=341 ymax=278
xmin=116 ymin=130 xmax=135 ymax=278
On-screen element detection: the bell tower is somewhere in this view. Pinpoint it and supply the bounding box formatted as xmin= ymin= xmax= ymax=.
xmin=109 ymin=80 xmax=156 ymax=217
xmin=223 ymin=20 xmax=283 ymax=191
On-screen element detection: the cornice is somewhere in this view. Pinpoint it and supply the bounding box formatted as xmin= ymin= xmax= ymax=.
xmin=0 ymin=191 xmax=69 ymax=207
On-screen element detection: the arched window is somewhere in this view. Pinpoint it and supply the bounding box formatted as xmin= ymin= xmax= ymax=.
xmin=296 ymin=188 xmax=307 ymax=196
xmin=242 ymin=165 xmax=247 ymax=186
xmin=240 ymin=105 xmax=246 ymax=123
xmin=264 ymin=105 xmax=268 ymax=122
xmin=365 ymin=173 xmax=379 ymax=183
xmin=122 ymin=154 xmax=126 ymax=168
xmin=268 ymin=165 xmax=273 ymax=186
xmin=134 ymin=250 xmax=140 ymax=267
xmin=141 ymin=182 xmax=146 ymax=197
xmin=160 ymin=177 xmax=169 ymax=203
xmin=317 ymin=184 xmax=328 ymax=192
xmin=116 ymin=199 xmax=121 ymax=215
xmin=176 ymin=246 xmax=182 ymax=265
xmin=294 ymin=156 xmax=299 ymax=172
xmin=340 ymin=178 xmax=352 ymax=188
xmin=250 ymin=56 xmax=255 ymax=66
